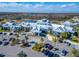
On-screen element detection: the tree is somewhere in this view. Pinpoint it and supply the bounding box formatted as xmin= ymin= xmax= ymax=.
xmin=37 ymin=36 xmax=45 ymax=44
xmin=47 ymin=29 xmax=53 ymax=35
xmin=60 ymin=32 xmax=71 ymax=39
xmin=17 ymin=51 xmax=27 ymax=57
xmin=71 ymin=36 xmax=79 ymax=43
xmin=69 ymin=19 xmax=74 ymax=23
xmin=39 ymin=37 xmax=44 ymax=43
xmin=2 ymin=16 xmax=8 ymax=23
xmin=11 ymin=38 xmax=17 ymax=46
xmin=71 ymin=48 xmax=79 ymax=57
xmin=74 ymin=25 xmax=79 ymax=37
xmin=72 ymin=16 xmax=79 ymax=23
xmin=25 ymin=36 xmax=29 ymax=41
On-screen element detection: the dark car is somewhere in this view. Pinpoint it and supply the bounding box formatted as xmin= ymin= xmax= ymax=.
xmin=62 ymin=49 xmax=68 ymax=56
xmin=3 ymin=42 xmax=9 ymax=46
xmin=66 ymin=42 xmax=71 ymax=46
xmin=27 ymin=44 xmax=31 ymax=47
xmin=54 ymin=48 xmax=59 ymax=51
xmin=30 ymin=41 xmax=36 ymax=44
xmin=64 ymin=41 xmax=71 ymax=46
xmin=63 ymin=41 xmax=66 ymax=43
xmin=54 ymin=54 xmax=60 ymax=57
xmin=42 ymin=49 xmax=59 ymax=57
xmin=45 ymin=43 xmax=53 ymax=50
xmin=59 ymin=40 xmax=63 ymax=43
xmin=0 ymin=54 xmax=5 ymax=57
xmin=9 ymin=38 xmax=13 ymax=41
xmin=22 ymin=33 xmax=26 ymax=35
xmin=3 ymin=33 xmax=7 ymax=35
xmin=42 ymin=49 xmax=50 ymax=56
xmin=3 ymin=39 xmax=7 ymax=41
xmin=48 ymin=52 xmax=54 ymax=57
xmin=9 ymin=33 xmax=13 ymax=35
xmin=39 ymin=33 xmax=46 ymax=37
xmin=0 ymin=32 xmax=3 ymax=35
xmin=0 ymin=41 xmax=2 ymax=45
xmin=35 ymin=32 xmax=39 ymax=36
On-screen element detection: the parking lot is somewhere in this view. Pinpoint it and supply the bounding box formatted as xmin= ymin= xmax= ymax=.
xmin=0 ymin=32 xmax=74 ymax=57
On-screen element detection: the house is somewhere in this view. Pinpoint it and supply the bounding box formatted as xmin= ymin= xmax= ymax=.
xmin=19 ymin=22 xmax=31 ymax=32
xmin=30 ymin=19 xmax=52 ymax=36
xmin=2 ymin=22 xmax=13 ymax=30
xmin=1 ymin=18 xmax=76 ymax=36
xmin=37 ymin=18 xmax=52 ymax=30
xmin=63 ymin=21 xmax=73 ymax=26
xmin=63 ymin=21 xmax=79 ymax=27
xmin=52 ymin=23 xmax=76 ymax=36
xmin=2 ymin=22 xmax=21 ymax=31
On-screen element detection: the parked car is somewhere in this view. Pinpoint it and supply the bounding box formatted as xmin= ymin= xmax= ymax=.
xmin=0 ymin=41 xmax=2 ymax=45
xmin=63 ymin=41 xmax=71 ymax=46
xmin=39 ymin=33 xmax=46 ymax=37
xmin=67 ymin=42 xmax=71 ymax=46
xmin=0 ymin=54 xmax=5 ymax=57
xmin=27 ymin=44 xmax=31 ymax=47
xmin=0 ymin=32 xmax=3 ymax=35
xmin=42 ymin=49 xmax=59 ymax=57
xmin=62 ymin=49 xmax=68 ymax=56
xmin=9 ymin=33 xmax=13 ymax=35
xmin=3 ymin=33 xmax=7 ymax=35
xmin=53 ymin=53 xmax=60 ymax=57
xmin=3 ymin=42 xmax=9 ymax=46
xmin=42 ymin=49 xmax=50 ymax=56
xmin=45 ymin=43 xmax=53 ymax=50
xmin=47 ymin=52 xmax=54 ymax=57
xmin=3 ymin=39 xmax=7 ymax=41
xmin=53 ymin=48 xmax=59 ymax=51
xmin=22 ymin=33 xmax=26 ymax=35
xmin=9 ymin=38 xmax=13 ymax=41
xmin=59 ymin=40 xmax=63 ymax=43
xmin=30 ymin=41 xmax=36 ymax=44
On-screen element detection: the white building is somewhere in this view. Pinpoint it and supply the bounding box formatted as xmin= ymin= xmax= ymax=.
xmin=31 ymin=19 xmax=52 ymax=33
xmin=63 ymin=21 xmax=73 ymax=26
xmin=2 ymin=18 xmax=76 ymax=35
xmin=52 ymin=23 xmax=75 ymax=34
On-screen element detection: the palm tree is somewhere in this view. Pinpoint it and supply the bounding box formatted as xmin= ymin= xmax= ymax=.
xmin=60 ymin=32 xmax=71 ymax=40
xmin=74 ymin=25 xmax=79 ymax=37
xmin=11 ymin=38 xmax=17 ymax=46
xmin=47 ymin=29 xmax=59 ymax=46
xmin=25 ymin=36 xmax=29 ymax=41
xmin=39 ymin=36 xmax=44 ymax=43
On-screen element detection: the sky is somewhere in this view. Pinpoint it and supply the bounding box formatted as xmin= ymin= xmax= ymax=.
xmin=0 ymin=2 xmax=79 ymax=13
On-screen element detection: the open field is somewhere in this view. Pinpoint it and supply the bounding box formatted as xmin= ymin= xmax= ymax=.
xmin=0 ymin=12 xmax=79 ymax=20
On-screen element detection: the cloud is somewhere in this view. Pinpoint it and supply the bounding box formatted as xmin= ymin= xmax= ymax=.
xmin=0 ymin=2 xmax=79 ymax=13
xmin=0 ymin=3 xmax=33 ymax=9
xmin=60 ymin=3 xmax=78 ymax=8
xmin=0 ymin=2 xmax=78 ymax=9
xmin=34 ymin=4 xmax=45 ymax=8
xmin=61 ymin=4 xmax=67 ymax=8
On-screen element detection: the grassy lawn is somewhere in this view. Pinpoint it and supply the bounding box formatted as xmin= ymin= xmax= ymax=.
xmin=0 ymin=27 xmax=11 ymax=32
xmin=71 ymin=40 xmax=79 ymax=43
xmin=0 ymin=28 xmax=5 ymax=32
xmin=71 ymin=36 xmax=79 ymax=43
